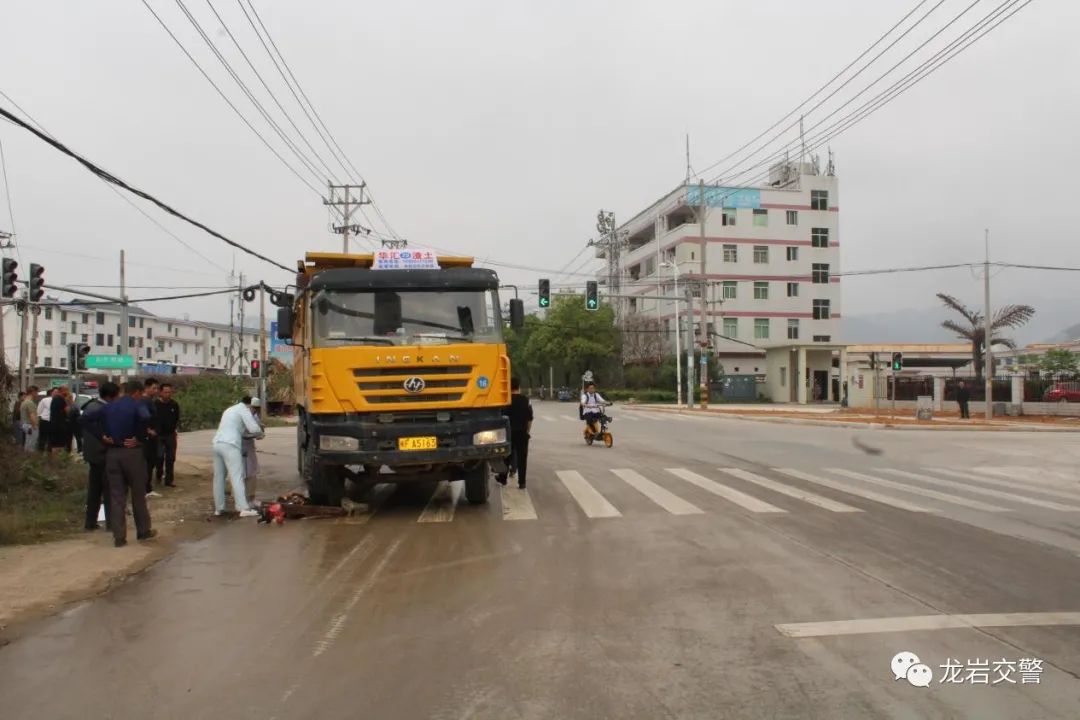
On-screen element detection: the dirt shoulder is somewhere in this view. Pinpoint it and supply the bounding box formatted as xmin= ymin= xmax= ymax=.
xmin=0 ymin=456 xmax=215 ymax=632
xmin=630 ymin=404 xmax=1080 ymax=431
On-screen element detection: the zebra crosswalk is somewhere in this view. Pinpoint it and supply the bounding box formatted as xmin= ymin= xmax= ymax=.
xmin=351 ymin=464 xmax=1079 ymax=526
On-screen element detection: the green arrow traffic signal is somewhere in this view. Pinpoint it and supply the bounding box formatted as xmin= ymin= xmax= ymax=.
xmin=585 ymin=281 xmax=598 ymax=310
xmin=538 ymin=278 xmax=550 ymax=308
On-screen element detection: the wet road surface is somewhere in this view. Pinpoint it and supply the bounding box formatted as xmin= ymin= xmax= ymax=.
xmin=2 ymin=404 xmax=1080 ymax=719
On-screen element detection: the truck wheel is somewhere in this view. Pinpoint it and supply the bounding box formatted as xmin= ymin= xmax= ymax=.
xmin=308 ymin=464 xmax=345 ymax=507
xmin=464 ymin=462 xmax=490 ymax=504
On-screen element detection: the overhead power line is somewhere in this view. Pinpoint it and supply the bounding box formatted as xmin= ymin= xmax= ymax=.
xmin=0 ymin=105 xmax=293 ymax=273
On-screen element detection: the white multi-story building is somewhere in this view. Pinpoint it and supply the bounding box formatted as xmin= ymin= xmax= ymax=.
xmin=1 ymin=298 xmax=263 ymax=376
xmin=602 ymin=160 xmax=841 ymax=357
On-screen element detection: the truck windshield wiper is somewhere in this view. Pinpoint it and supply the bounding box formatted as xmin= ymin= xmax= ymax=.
xmin=324 ymin=336 xmax=396 ymax=346
xmin=413 ymin=333 xmax=473 ymax=343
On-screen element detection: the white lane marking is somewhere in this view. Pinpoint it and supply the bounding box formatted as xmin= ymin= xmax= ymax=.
xmin=918 ymin=469 xmax=1080 ymax=512
xmin=611 ymin=469 xmax=704 ymax=515
xmin=538 ymin=415 xmax=556 ymax=422
xmin=775 ymin=612 xmax=1080 ymax=638
xmin=561 ymin=415 xmax=578 ymax=423
xmin=666 ymin=468 xmax=786 ymax=513
xmin=620 ymin=414 xmax=639 ymax=422
xmin=939 ymin=467 xmax=1080 ymax=502
xmin=417 ymin=480 xmax=463 ymax=523
xmin=924 ymin=468 xmax=1080 ymax=511
xmin=828 ymin=468 xmax=1009 ymax=513
xmin=313 ymin=538 xmax=403 ymax=657
xmin=719 ymin=468 xmax=862 ymax=513
xmin=556 ymin=470 xmax=621 ymax=518
xmin=775 ymin=468 xmax=934 ymax=513
xmin=499 ymin=484 xmax=538 ymax=520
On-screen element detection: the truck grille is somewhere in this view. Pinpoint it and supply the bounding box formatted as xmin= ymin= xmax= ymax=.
xmin=353 ymin=365 xmax=473 ymax=406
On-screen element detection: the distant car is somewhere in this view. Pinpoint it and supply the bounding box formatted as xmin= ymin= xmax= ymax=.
xmin=557 ymin=387 xmax=573 ymax=402
xmin=1043 ymin=384 xmax=1080 ymax=403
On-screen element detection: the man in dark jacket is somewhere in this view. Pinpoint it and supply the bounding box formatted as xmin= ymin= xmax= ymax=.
xmin=155 ymin=382 xmax=181 ymax=487
xmin=141 ymin=378 xmax=162 ymax=495
xmin=496 ymin=377 xmax=533 ymax=489
xmin=81 ymin=382 xmax=119 ymax=531
xmin=956 ymin=380 xmax=971 ymax=419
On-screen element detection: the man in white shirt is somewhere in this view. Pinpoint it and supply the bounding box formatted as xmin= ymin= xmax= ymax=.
xmin=212 ymin=396 xmax=265 ymax=517
xmin=36 ymin=388 xmax=56 ymax=452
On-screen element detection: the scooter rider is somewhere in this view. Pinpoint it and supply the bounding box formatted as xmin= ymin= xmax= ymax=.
xmin=580 ymin=381 xmax=608 ymax=435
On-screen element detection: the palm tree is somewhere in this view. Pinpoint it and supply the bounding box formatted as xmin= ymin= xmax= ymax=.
xmin=937 ymin=293 xmax=1035 ymax=379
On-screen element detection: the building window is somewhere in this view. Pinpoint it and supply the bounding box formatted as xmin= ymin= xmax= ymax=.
xmin=44 ymin=356 xmax=52 ymax=367
xmin=812 ymin=263 xmax=830 ymax=284
xmin=721 ymin=281 xmax=737 ymax=299
xmin=786 ymin=246 xmax=798 ymax=261
xmin=146 ymin=348 xmax=152 ymax=359
xmin=96 ymin=333 xmax=104 ymax=346
xmin=644 ymin=257 xmax=655 ymax=277
xmin=753 ymin=281 xmax=769 ymax=300
xmin=786 ymin=210 xmax=798 ymax=225
xmin=723 ymin=244 xmax=738 ymax=262
xmin=182 ymin=343 xmax=188 ymax=354
xmin=753 ymin=209 xmax=768 ymax=227
xmin=43 ymin=331 xmax=53 ymax=346
xmin=128 ymin=317 xmax=136 ymax=328
xmin=70 ymin=321 xmax=77 ymax=334
xmin=95 ymin=312 xmax=105 ymax=325
xmin=157 ymin=341 xmax=165 ymax=352
xmin=723 ymin=317 xmax=738 ymax=339
xmin=116 ymin=324 xmax=121 ymax=335
xmin=167 ymin=323 xmax=173 ymax=332
xmin=753 ymin=246 xmax=769 ymax=264
xmin=139 ymin=318 xmax=144 ymax=329
xmin=780 ymin=367 xmax=787 ymax=386
xmin=787 ymin=319 xmax=800 ymax=340
xmin=82 ymin=313 xmax=89 ymax=324
xmin=61 ymin=311 xmax=68 ymax=322
xmin=60 ymin=357 xmax=67 ymax=369
xmin=811 ymin=190 xmax=828 ymax=210
xmin=116 ymin=346 xmax=121 ymax=355
xmin=754 ymin=318 xmax=770 ymax=340
xmin=129 ymin=337 xmax=136 ymax=348
xmin=44 ymin=307 xmax=53 ymax=320
xmin=787 ymin=282 xmax=799 ymax=298
xmin=60 ymin=332 xmax=67 ymax=345
xmin=81 ymin=334 xmax=88 ymax=343
xmin=813 ymin=299 xmax=831 ymax=320
xmin=812 ymin=227 xmax=829 ymax=248
xmin=722 ymin=209 xmax=736 ymax=226
xmin=107 ymin=334 xmax=113 ymax=346
xmin=813 ymin=335 xmax=832 ymax=342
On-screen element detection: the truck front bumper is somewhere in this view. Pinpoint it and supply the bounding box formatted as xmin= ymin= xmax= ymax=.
xmin=309 ymin=409 xmax=510 ymax=467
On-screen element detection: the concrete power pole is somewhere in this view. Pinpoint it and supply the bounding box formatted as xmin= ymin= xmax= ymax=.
xmin=684 ymin=283 xmax=695 ymax=407
xmin=325 ymin=183 xmax=371 ymax=253
xmin=984 ymin=229 xmax=993 ymax=422
xmin=259 ymin=283 xmax=267 ymax=412
xmin=238 ymin=272 xmax=246 ymax=375
xmin=119 ymin=250 xmax=129 ymax=379
xmin=17 ymin=291 xmax=28 ymax=388
xmin=697 ymin=179 xmax=708 ymax=409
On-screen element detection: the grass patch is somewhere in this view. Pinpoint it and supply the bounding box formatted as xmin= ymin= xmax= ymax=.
xmin=0 ymin=448 xmax=88 ymax=546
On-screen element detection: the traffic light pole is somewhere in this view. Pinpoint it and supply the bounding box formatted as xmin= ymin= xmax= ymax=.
xmin=259 ymin=284 xmax=267 ymax=414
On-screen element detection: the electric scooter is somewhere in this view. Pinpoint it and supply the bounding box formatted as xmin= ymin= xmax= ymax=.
xmin=582 ymin=404 xmax=614 ymax=448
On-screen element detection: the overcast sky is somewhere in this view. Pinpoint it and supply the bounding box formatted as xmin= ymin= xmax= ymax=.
xmin=1 ymin=0 xmax=1076 ymax=341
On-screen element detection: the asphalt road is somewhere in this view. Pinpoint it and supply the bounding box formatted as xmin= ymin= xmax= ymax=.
xmin=2 ymin=402 xmax=1080 ymax=719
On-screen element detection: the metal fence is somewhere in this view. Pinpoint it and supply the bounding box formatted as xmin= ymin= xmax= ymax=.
xmin=943 ymin=376 xmax=1012 ymax=402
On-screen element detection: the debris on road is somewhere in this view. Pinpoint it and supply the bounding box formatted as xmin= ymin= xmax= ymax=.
xmin=257 ymin=493 xmax=346 ymax=524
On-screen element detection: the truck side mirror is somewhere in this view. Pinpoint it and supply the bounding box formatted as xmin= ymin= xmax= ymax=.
xmin=276 ymin=306 xmax=294 ymax=340
xmin=509 ymin=299 xmax=524 ymax=330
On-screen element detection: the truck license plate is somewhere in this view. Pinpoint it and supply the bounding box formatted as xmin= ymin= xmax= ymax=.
xmin=398 ymin=436 xmax=437 ymax=451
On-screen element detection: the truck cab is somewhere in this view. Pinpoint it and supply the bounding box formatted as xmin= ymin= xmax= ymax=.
xmin=277 ymin=251 xmax=523 ymax=506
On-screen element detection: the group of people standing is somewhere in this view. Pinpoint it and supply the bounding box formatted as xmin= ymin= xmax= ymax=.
xmin=14 ymin=385 xmax=82 ymax=453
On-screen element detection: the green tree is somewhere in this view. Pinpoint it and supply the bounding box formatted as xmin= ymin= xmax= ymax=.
xmin=1038 ymin=348 xmax=1079 ymax=378
xmin=505 ymin=314 xmax=542 ymax=386
xmin=524 ymin=294 xmax=620 ymax=386
xmin=937 ymin=293 xmax=1035 ymax=379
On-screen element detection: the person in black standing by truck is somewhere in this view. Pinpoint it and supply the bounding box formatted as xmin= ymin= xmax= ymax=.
xmin=81 ymin=382 xmax=118 ymax=531
xmin=141 ymin=378 xmax=162 ymax=496
xmin=155 ymin=382 xmax=180 ymax=487
xmin=496 ymin=377 xmax=533 ymax=489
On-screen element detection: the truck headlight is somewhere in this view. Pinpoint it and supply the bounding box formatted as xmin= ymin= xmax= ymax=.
xmin=472 ymin=428 xmax=506 ymax=446
xmin=320 ymin=435 xmax=359 ymax=451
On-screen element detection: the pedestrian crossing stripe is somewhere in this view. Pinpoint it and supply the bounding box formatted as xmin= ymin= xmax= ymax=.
xmin=719 ymin=468 xmax=862 ymax=513
xmin=556 ymin=470 xmax=621 ymax=518
xmin=935 ymin=467 xmax=1080 ymax=503
xmin=499 ymin=484 xmax=537 ymax=520
xmin=827 ymin=468 xmax=1010 ymax=513
xmin=913 ymin=469 xmax=1080 ymax=512
xmin=417 ymin=480 xmax=462 ymax=523
xmin=775 ymin=468 xmax=936 ymax=513
xmin=666 ymin=468 xmax=786 ymax=513
xmin=611 ymin=469 xmax=704 ymax=515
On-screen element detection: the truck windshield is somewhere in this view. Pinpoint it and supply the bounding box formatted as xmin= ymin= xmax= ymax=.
xmin=311 ymin=288 xmax=503 ymax=347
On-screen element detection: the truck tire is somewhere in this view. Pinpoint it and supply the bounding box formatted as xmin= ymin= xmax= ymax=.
xmin=464 ymin=461 xmax=490 ymax=505
xmin=308 ymin=463 xmax=345 ymax=507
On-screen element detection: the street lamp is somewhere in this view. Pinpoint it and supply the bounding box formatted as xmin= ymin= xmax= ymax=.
xmin=661 ymin=260 xmax=693 ymax=408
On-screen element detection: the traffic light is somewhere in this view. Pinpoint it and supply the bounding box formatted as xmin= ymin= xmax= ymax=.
xmin=538 ymin=278 xmax=550 ymax=308
xmin=69 ymin=342 xmax=91 ymax=371
xmin=585 ymin=281 xmax=598 ymax=311
xmin=250 ymin=359 xmax=261 ymax=377
xmin=1 ymin=258 xmax=16 ymax=298
xmin=28 ymin=263 xmax=44 ymax=302
xmin=891 ymin=352 xmax=903 ymax=372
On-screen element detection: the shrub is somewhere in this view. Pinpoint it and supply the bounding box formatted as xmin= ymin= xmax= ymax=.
xmin=172 ymin=375 xmax=250 ymax=432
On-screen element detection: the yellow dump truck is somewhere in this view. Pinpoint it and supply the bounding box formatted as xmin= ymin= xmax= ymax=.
xmin=275 ymin=251 xmax=524 ymax=505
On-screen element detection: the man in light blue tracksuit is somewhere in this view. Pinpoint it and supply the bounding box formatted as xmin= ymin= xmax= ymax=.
xmin=211 ymin=396 xmax=264 ymax=517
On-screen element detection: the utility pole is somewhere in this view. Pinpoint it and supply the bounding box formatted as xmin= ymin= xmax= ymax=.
xmin=684 ymin=283 xmax=695 ymax=407
xmin=17 ymin=292 xmax=28 ymax=388
xmin=28 ymin=296 xmax=38 ymax=387
xmin=697 ymin=180 xmax=708 ymax=409
xmin=238 ymin=272 xmax=246 ymax=375
xmin=984 ymin=229 xmax=993 ymax=422
xmin=119 ymin=250 xmax=129 ymax=379
xmin=655 ymin=216 xmax=663 ymax=365
xmin=259 ymin=283 xmax=267 ymax=411
xmin=324 ymin=183 xmax=371 ymax=253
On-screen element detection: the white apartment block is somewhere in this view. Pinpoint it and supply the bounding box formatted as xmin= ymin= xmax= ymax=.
xmin=1 ymin=298 xmax=263 ymax=376
xmin=603 ymin=160 xmax=841 ymax=355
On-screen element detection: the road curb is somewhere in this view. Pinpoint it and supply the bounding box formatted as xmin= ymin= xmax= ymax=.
xmin=623 ymin=406 xmax=1080 ymax=432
